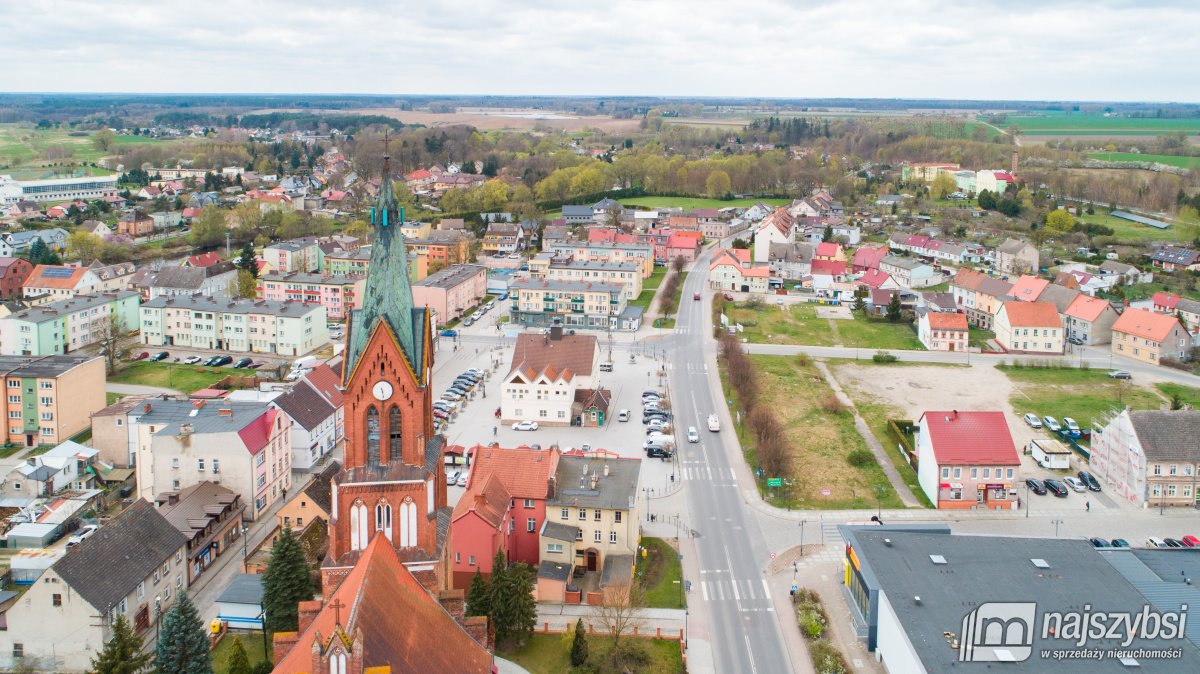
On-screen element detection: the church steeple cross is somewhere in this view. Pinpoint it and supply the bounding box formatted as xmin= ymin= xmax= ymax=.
xmin=330 ymin=597 xmax=346 ymax=627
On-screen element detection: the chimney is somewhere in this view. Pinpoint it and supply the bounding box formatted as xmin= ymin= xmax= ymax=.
xmin=272 ymin=631 xmax=300 ymax=666
xmin=438 ymin=589 xmax=466 ymax=625
xmin=603 ymin=464 xmax=609 ymax=477
xmin=547 ymin=475 xmax=556 ymax=499
xmin=143 ymin=403 xmax=153 ymax=414
xmin=297 ymin=600 xmax=322 ymax=633
xmin=179 ymin=423 xmax=193 ymax=436
xmin=550 ymin=324 xmax=563 ymax=341
xmin=218 ymin=408 xmax=233 ymax=417
xmin=589 ymin=473 xmax=599 ymax=490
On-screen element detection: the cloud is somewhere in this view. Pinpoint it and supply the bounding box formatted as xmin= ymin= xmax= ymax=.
xmin=1 ymin=0 xmax=1198 ymax=101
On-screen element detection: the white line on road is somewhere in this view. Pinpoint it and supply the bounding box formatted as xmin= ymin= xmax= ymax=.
xmin=717 ymin=582 xmax=725 ymax=601
xmin=701 ymin=582 xmax=709 ymax=601
xmin=762 ymin=579 xmax=771 ymax=601
xmin=732 ymin=580 xmax=740 ymax=602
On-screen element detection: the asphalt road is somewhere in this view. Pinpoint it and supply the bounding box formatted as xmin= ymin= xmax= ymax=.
xmin=670 ymin=252 xmax=796 ymax=674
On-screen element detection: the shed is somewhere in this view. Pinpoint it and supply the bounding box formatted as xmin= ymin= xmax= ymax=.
xmin=1029 ymin=438 xmax=1072 ymax=470
xmin=215 ymin=573 xmax=265 ymax=629
xmin=9 ymin=548 xmax=65 ymax=584
xmin=3 ymin=522 xmax=59 ymax=549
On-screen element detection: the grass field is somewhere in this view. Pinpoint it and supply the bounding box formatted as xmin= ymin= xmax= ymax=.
xmin=994 ymin=114 xmax=1200 ymax=136
xmin=499 ymin=633 xmax=683 ymax=674
xmin=212 ymin=634 xmax=270 ymax=674
xmin=1154 ymin=383 xmax=1200 ymax=408
xmin=999 ymin=366 xmax=1165 ymax=429
xmin=620 ymin=196 xmax=790 ymax=210
xmin=850 ymin=392 xmax=935 ymax=509
xmin=1087 ymin=152 xmax=1200 ymax=170
xmin=109 ymin=361 xmax=237 ymax=393
xmin=734 ymin=355 xmax=904 ymax=510
xmin=636 ymin=537 xmax=685 ymax=610
xmin=1076 ymin=211 xmax=1182 ymax=243
xmin=725 ymin=302 xmax=923 ymax=350
xmin=0 ymin=123 xmax=167 ymax=167
xmin=629 ymin=267 xmax=668 ymax=310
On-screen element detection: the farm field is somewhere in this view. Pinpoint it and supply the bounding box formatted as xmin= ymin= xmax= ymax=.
xmin=620 ymin=196 xmax=789 ymax=210
xmin=1075 ymin=211 xmax=1183 ymax=244
xmin=1087 ymin=152 xmax=1200 ymax=170
xmin=0 ymin=123 xmax=167 ymax=167
xmin=993 ymin=114 xmax=1200 ymax=135
xmin=248 ymin=107 xmax=642 ymax=133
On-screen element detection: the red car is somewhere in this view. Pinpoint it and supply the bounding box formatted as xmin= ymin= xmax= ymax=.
xmin=130 ymin=351 xmax=149 ymax=361
xmin=1182 ymin=535 xmax=1200 ymax=548
xmin=723 ymin=293 xmax=734 ymax=301
xmin=693 ymin=292 xmax=701 ymax=301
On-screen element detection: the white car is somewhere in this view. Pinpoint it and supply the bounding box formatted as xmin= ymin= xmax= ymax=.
xmin=1064 ymin=476 xmax=1087 ymax=493
xmin=707 ymin=414 xmax=721 ymax=432
xmin=1042 ymin=416 xmax=1061 ymax=432
xmin=617 ymin=409 xmax=630 ymax=422
xmin=446 ymin=470 xmax=461 ymax=485
xmin=512 ymin=421 xmax=539 ymax=431
xmin=1023 ymin=413 xmax=1042 ymax=429
xmin=687 ymin=427 xmax=699 ymax=443
xmin=646 ymin=419 xmax=671 ymax=432
xmin=183 ymin=356 xmax=202 ymax=365
xmin=66 ymin=524 xmax=99 ymax=548
xmin=456 ymin=473 xmax=469 ymax=487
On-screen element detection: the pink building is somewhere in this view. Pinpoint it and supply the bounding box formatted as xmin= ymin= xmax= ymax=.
xmin=411 ymin=264 xmax=487 ymax=324
xmin=258 ymin=272 xmax=365 ymax=320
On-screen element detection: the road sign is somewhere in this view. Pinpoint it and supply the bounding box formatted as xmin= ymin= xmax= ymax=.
xmin=767 ymin=478 xmax=782 ymax=487
xmin=821 ymin=488 xmax=831 ymax=496
xmin=770 ymin=552 xmax=776 ymax=560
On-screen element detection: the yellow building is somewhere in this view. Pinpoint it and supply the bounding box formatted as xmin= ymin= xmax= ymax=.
xmin=0 ymin=355 xmax=105 ymax=449
xmin=1111 ymin=307 xmax=1191 ymax=365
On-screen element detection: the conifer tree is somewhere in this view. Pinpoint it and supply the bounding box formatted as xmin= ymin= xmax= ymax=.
xmin=569 ymin=618 xmax=589 ymax=666
xmin=224 ymin=637 xmax=252 ymax=674
xmin=88 ymin=614 xmax=152 ymax=674
xmin=466 ymin=568 xmax=491 ymax=618
xmin=262 ymin=527 xmax=313 ymax=634
xmin=155 ymin=592 xmax=212 ymax=674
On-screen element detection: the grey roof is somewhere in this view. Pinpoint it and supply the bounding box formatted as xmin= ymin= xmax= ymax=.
xmin=998 ymin=238 xmax=1035 ymax=254
xmin=216 ymin=573 xmax=264 ymax=606
xmin=879 ymin=255 xmax=928 ymax=272
xmin=976 ymin=277 xmax=1014 ymax=298
xmin=845 ymin=528 xmax=1200 ymax=672
xmin=1151 ymin=246 xmax=1200 ymax=265
xmin=921 ymin=292 xmax=957 ymax=311
xmin=1101 ymin=549 xmax=1200 ymax=654
xmin=149 ymin=266 xmax=206 ymax=290
xmin=141 ymin=294 xmax=322 ymax=318
xmin=510 ymin=278 xmax=623 ymax=295
xmin=562 ymin=205 xmax=594 ymax=217
xmin=592 ymin=198 xmax=622 ymax=210
xmin=550 ymin=455 xmax=641 ymax=510
xmin=769 ymin=242 xmax=814 ymax=263
xmin=134 ymin=398 xmax=272 ymax=438
xmin=325 ymin=248 xmax=372 ymax=261
xmin=549 ymin=260 xmax=639 ymax=273
xmin=1037 ymin=283 xmax=1081 ymax=313
xmin=414 ymin=264 xmax=486 ymax=290
xmin=273 ymin=380 xmax=336 ymax=431
xmin=537 ymin=560 xmax=572 ymax=582
xmin=0 ymin=354 xmax=97 ymax=379
xmin=1098 ymin=260 xmax=1136 ymax=274
xmin=302 ymin=460 xmax=341 ymax=514
xmin=261 ymin=272 xmax=363 ymax=286
xmin=9 ymin=292 xmax=138 ymax=325
xmin=542 ymin=521 xmax=580 ymax=543
xmin=265 ymin=237 xmax=318 ymax=252
xmin=157 ymin=481 xmax=243 ymax=539
xmin=1176 ymin=298 xmax=1200 ymax=315
xmin=1129 ymin=410 xmax=1200 ymax=462
xmin=52 ymin=500 xmax=187 ymax=612
xmin=601 ymin=553 xmax=635 ymax=587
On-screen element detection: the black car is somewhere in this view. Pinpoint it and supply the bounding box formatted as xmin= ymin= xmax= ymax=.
xmin=1110 ymin=538 xmax=1131 ymax=548
xmin=645 ymin=446 xmax=672 ymax=459
xmin=642 ymin=414 xmax=670 ymax=424
xmin=233 ymin=357 xmax=253 ymax=369
xmin=149 ymin=351 xmax=170 ymax=362
xmin=1089 ymin=537 xmax=1111 ymax=548
xmin=203 ymin=355 xmax=221 ymax=366
xmin=212 ymin=355 xmax=233 ymax=367
xmin=1163 ymin=538 xmax=1186 ymax=548
xmin=1077 ymin=470 xmax=1102 ymax=492
xmin=1043 ymin=479 xmax=1069 ymax=497
xmin=1025 ymin=478 xmax=1047 ymax=495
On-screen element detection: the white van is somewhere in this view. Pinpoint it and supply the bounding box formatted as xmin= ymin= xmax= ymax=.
xmin=599 ymin=361 xmax=614 ymax=373
xmin=291 ymin=355 xmax=317 ymax=372
xmin=707 ymin=414 xmax=721 ymax=432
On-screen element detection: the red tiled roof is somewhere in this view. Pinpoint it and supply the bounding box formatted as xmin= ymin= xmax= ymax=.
xmin=274 ymin=535 xmax=493 ymax=673
xmin=810 ymin=259 xmax=847 ymax=276
xmin=927 ymin=312 xmax=968 ymax=331
xmin=851 ymin=246 xmax=889 ymax=270
xmin=1064 ymin=295 xmax=1112 ymax=323
xmin=302 ymin=364 xmax=345 ymax=408
xmin=451 ymin=473 xmax=511 ymax=528
xmin=186 ymin=252 xmax=222 ymax=268
xmin=952 ymin=268 xmax=988 ymax=291
xmin=465 ymin=446 xmax=559 ymax=500
xmin=1112 ymin=307 xmax=1183 ymax=343
xmin=236 ymin=408 xmax=278 ymax=455
xmin=1009 ymin=275 xmax=1049 ymax=302
xmin=1152 ymin=292 xmax=1181 ymax=311
xmin=24 ymin=265 xmax=90 ymax=290
xmin=509 ymin=333 xmax=596 ymax=382
xmin=815 ymin=242 xmax=841 ymax=258
xmin=857 ymin=269 xmax=893 ymax=288
xmin=918 ymin=411 xmax=1020 ymax=465
xmin=1000 ymin=301 xmax=1061 ymax=328
xmin=666 ymin=234 xmax=698 ymax=249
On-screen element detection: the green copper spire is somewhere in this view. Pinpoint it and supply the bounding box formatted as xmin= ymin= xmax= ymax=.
xmin=345 ymin=142 xmax=423 ymax=379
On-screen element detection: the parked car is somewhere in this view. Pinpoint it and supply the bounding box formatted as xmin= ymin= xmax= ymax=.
xmin=233 ymin=357 xmax=253 ymax=369
xmin=248 ymin=361 xmax=265 ymax=369
xmin=130 ymin=351 xmax=149 ymax=361
xmin=646 ymin=418 xmax=670 ymax=431
xmin=723 ymin=293 xmax=735 ymax=301
xmin=1064 ymin=476 xmax=1087 ymax=493
xmin=215 ymin=355 xmax=234 ymax=366
xmin=66 ymin=524 xmax=99 ymax=548
xmin=687 ymin=426 xmax=699 ymax=443
xmin=441 ymin=391 xmax=464 ymax=401
xmin=1181 ymin=535 xmax=1200 ymax=548
xmin=183 ymin=356 xmax=202 ymax=364
xmin=1089 ymin=537 xmax=1111 ymax=548
xmin=512 ymin=421 xmax=539 ymax=431
xmin=433 ymin=410 xmax=450 ymax=420
xmin=1068 ymin=336 xmax=1085 ymax=346
xmin=617 ymin=409 xmax=630 ymax=422
xmin=465 ymin=368 xmax=485 ymax=377
xmin=1110 ymin=538 xmax=1131 ymax=548
xmin=446 ymin=470 xmax=461 ymax=485
xmin=1023 ymin=413 xmax=1043 ymax=428
xmin=1147 ymin=536 xmax=1168 ymax=548
xmin=1042 ymin=416 xmax=1062 ymax=432
xmin=440 ymin=329 xmax=458 ymax=337
xmin=1062 ymin=417 xmax=1081 ymax=437
xmin=1025 ymin=478 xmax=1047 ymax=495
xmin=1043 ymin=479 xmax=1069 ymax=497
xmin=456 ymin=473 xmax=468 ymax=487
xmin=643 ymin=413 xmax=671 ymax=424
xmin=202 ymin=355 xmax=220 ymax=366
xmin=1164 ymin=538 xmax=1186 ymax=548
xmin=646 ymin=446 xmax=672 ymax=459
xmin=1077 ymin=470 xmax=1101 ymax=492
xmin=1108 ymin=371 xmax=1132 ymax=380
xmin=149 ymin=351 xmax=170 ymax=362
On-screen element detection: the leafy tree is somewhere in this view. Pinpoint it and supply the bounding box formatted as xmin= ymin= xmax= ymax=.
xmin=188 ymin=206 xmax=227 ymax=248
xmin=1041 ymin=209 xmax=1076 ymax=243
xmin=96 ymin=314 xmax=134 ymax=375
xmin=236 ymin=243 xmax=259 ymax=278
xmin=262 ymin=527 xmax=313 ymax=634
xmin=236 ymin=269 xmax=259 ymax=298
xmin=92 ymin=128 xmax=117 ymax=153
xmin=155 ymin=592 xmax=212 ymax=674
xmin=570 ymin=618 xmax=589 ymax=666
xmin=466 ymin=568 xmax=491 ymax=618
xmin=88 ymin=614 xmax=152 ymax=674
xmin=822 ymin=225 xmax=833 ymax=242
xmin=705 ymin=170 xmax=731 ymax=199
xmin=930 ymin=172 xmax=956 ymax=200
xmin=480 ymin=179 xmax=510 ymax=212
xmin=224 ymin=637 xmax=252 ymax=674
xmin=344 ymin=220 xmax=370 ymax=241
xmin=67 ymin=230 xmax=104 ymax=262
xmin=731 ymin=238 xmax=750 ymax=250
xmin=886 ymin=292 xmax=902 ymax=322
xmin=591 ymin=582 xmax=645 ymax=669
xmin=977 ymin=189 xmax=996 ymax=210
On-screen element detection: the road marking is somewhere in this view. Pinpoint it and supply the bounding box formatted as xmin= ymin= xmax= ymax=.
xmin=707 ymin=466 xmax=713 ymax=480
xmin=732 ymin=580 xmax=740 ymax=602
xmin=701 ymin=582 xmax=709 ymax=601
xmin=762 ymin=579 xmax=771 ymax=601
xmin=745 ymin=581 xmax=755 ymax=600
xmin=716 ymin=582 xmax=725 ymax=601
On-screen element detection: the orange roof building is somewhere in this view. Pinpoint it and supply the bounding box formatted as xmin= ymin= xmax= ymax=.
xmin=1063 ymin=295 xmax=1120 ymax=346
xmin=1112 ymin=307 xmax=1191 ymax=365
xmin=995 ymin=301 xmax=1063 ymax=354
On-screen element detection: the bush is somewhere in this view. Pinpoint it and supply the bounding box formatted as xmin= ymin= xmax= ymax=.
xmin=798 ymin=608 xmax=827 ymax=639
xmin=871 ymin=351 xmax=897 ymax=364
xmin=846 ymin=449 xmax=876 ymax=467
xmin=794 ymin=353 xmax=813 ymax=367
xmin=809 ymin=640 xmax=849 ymax=674
xmin=821 ymin=395 xmax=846 ymax=414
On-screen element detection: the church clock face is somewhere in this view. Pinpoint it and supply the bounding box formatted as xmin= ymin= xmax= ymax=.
xmin=372 ymin=380 xmax=393 ymax=401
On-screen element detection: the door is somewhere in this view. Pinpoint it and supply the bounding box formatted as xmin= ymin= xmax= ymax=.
xmin=25 ymin=434 xmax=34 ymax=447
xmin=586 ymin=549 xmax=598 ymax=572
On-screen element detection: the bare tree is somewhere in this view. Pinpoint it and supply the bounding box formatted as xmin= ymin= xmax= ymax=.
xmin=95 ymin=314 xmax=134 ymax=375
xmin=591 ymin=581 xmax=645 ymax=667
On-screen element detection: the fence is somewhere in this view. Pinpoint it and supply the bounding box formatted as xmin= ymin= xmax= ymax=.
xmin=531 ymin=621 xmax=687 ymax=665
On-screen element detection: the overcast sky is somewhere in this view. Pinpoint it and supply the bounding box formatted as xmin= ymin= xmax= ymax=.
xmin=4 ymin=0 xmax=1198 ymax=102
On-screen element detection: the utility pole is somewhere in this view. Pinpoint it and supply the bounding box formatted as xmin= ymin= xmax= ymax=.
xmin=225 ymin=231 xmax=231 ymax=257
xmin=1051 ymin=518 xmax=1064 ymax=537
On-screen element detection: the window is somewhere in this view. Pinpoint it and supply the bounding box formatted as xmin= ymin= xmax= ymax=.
xmin=560 ymin=507 xmax=569 ymax=520
xmin=547 ymin=543 xmax=563 ymax=554
xmin=527 ymin=518 xmax=536 ymax=532
xmin=172 ymin=479 xmax=181 ymax=489
xmin=212 ymin=459 xmax=219 ymax=474
xmin=39 ymin=381 xmax=52 ymax=390
xmin=953 ymin=467 xmax=961 ymax=478
xmin=12 ymin=644 xmax=23 ymax=659
xmin=389 ymin=405 xmax=402 ymax=460
xmin=610 ymin=531 xmax=618 ymax=543
xmin=154 ymin=571 xmax=160 ymax=585
xmin=366 ymin=406 xmax=380 ymax=466
xmin=6 ymin=395 xmax=17 ymax=404
xmin=197 ymin=459 xmax=205 ymax=472
xmin=941 ymin=467 xmax=950 ymax=478
xmin=524 ymin=499 xmax=534 ymax=508
xmin=137 ymin=581 xmax=145 ymax=599
xmin=594 ymin=530 xmax=602 ymax=542
xmin=52 ymin=594 xmax=62 ymax=607
xmin=176 ymin=575 xmax=182 ymax=588
xmin=575 ymin=529 xmax=583 ymax=541
xmin=1170 ymin=464 xmax=1178 ymax=476
xmin=594 ymin=509 xmax=601 ymax=521
xmin=1007 ymin=468 xmax=1014 ymax=479
xmin=296 ymin=518 xmax=303 ymax=527
xmin=578 ymin=509 xmax=586 ymax=521
xmin=469 ymin=555 xmax=476 ymax=566
xmin=6 ymin=379 xmax=17 ymax=388
xmin=970 ymin=468 xmax=978 ymax=479
xmin=455 ymin=552 xmax=461 ymax=563
xmin=614 ymin=511 xmax=622 ymax=523
xmin=171 ymin=457 xmax=179 ymax=469
xmin=1154 ymin=464 xmax=1162 ymax=476
xmin=982 ymin=468 xmax=990 ymax=478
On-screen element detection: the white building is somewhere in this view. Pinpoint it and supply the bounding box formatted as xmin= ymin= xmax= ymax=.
xmin=0 ymin=174 xmax=119 ymax=205
xmin=139 ymin=294 xmax=328 ymax=357
xmin=271 ymin=373 xmax=343 ymax=471
xmin=502 ymin=331 xmax=597 ymax=426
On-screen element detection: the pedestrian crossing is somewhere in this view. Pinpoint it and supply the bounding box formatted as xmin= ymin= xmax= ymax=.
xmin=679 ymin=463 xmax=737 ymax=484
xmin=696 ymin=574 xmax=774 ymax=611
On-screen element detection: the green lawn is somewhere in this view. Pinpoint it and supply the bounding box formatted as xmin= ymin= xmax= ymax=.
xmin=969 ymin=326 xmax=995 ymax=349
xmin=1076 ymin=211 xmax=1181 ymax=244
xmin=1000 ymin=366 xmax=1165 ymax=430
xmin=106 ymin=392 xmax=124 ymax=405
xmin=499 ymin=633 xmax=683 ymax=674
xmin=620 ymin=196 xmax=790 ymax=210
xmin=0 ymin=123 xmax=169 ymax=167
xmin=636 ymin=537 xmax=684 ymax=609
xmin=992 ymin=114 xmax=1200 ymax=135
xmin=212 ymin=634 xmax=270 ymax=674
xmin=629 ymin=267 xmax=669 ymax=311
xmin=725 ymin=302 xmax=922 ymax=350
xmin=108 ymin=361 xmax=236 ymax=393
xmin=1088 ymin=152 xmax=1200 ymax=170
xmin=1155 ymin=383 xmax=1200 ymax=408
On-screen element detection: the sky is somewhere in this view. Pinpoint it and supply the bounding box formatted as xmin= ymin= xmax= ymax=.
xmin=4 ymin=0 xmax=1199 ymax=102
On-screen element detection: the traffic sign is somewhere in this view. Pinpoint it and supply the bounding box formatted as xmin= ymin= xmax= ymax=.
xmin=770 ymin=552 xmax=776 ymax=560
xmin=767 ymin=477 xmax=782 ymax=487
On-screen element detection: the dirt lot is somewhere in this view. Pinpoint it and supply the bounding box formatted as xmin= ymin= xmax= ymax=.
xmin=248 ymin=107 xmax=640 ymax=132
xmin=835 ymin=363 xmax=1040 ymax=452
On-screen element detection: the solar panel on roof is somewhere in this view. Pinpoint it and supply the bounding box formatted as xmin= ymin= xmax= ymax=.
xmin=40 ymin=267 xmax=75 ymax=278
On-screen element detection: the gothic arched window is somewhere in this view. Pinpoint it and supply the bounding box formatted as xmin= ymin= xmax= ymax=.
xmin=366 ymin=406 xmax=380 ymax=467
xmin=389 ymin=405 xmax=403 ymax=460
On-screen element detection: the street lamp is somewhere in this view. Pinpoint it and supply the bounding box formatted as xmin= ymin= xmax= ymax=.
xmin=241 ymin=524 xmax=250 ymax=572
xmin=1051 ymin=518 xmax=1064 ymax=537
xmin=799 ymin=519 xmax=807 ymax=557
xmin=154 ymin=595 xmax=162 ymax=642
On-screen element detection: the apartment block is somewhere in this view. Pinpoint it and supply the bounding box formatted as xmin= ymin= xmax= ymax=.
xmin=140 ymin=295 xmax=328 ymax=357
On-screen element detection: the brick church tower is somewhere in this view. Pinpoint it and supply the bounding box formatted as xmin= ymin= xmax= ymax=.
xmin=324 ymin=147 xmax=451 ymax=592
